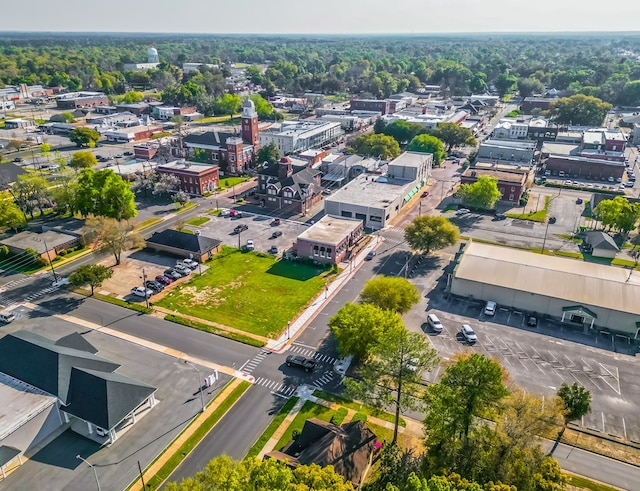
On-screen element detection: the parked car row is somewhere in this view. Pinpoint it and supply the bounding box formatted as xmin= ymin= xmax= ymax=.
xmin=130 ymin=259 xmax=199 ymax=298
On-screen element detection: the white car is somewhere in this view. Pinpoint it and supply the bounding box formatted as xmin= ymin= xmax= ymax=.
xmin=484 ymin=300 xmax=497 ymax=316
xmin=460 ymin=324 xmax=478 ymax=344
xmin=131 ymin=286 xmax=153 ymax=298
xmin=456 ymin=208 xmax=470 ymax=216
xmin=180 ymin=258 xmax=198 ymax=269
xmin=0 ymin=312 xmax=15 ymax=323
xmin=174 ymin=264 xmax=191 ymax=275
xmin=246 ymin=239 xmax=255 ymax=250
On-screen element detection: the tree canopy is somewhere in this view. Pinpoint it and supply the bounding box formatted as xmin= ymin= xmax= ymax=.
xmin=360 ymin=276 xmax=420 ymax=314
xmin=69 ymin=127 xmax=100 ymax=148
xmin=550 ymin=94 xmax=612 ymax=126
xmin=594 ymin=196 xmax=640 ymax=233
xmin=165 ymin=455 xmax=354 ymax=491
xmin=351 ymin=133 xmax=401 ymax=160
xmin=557 ymin=382 xmax=592 ymax=424
xmin=457 ymin=175 xmax=503 ymax=210
xmin=404 ymin=215 xmax=459 ymax=255
xmin=329 ymin=302 xmax=404 ymax=361
xmin=86 ymin=216 xmax=144 ymax=265
xmin=383 ymin=120 xmax=426 ymax=145
xmin=407 ymin=134 xmax=446 ymax=164
xmin=257 ymin=141 xmax=280 ymax=165
xmin=69 ymin=264 xmax=113 ymax=295
xmin=432 ymin=123 xmax=476 ymax=152
xmin=69 ymin=150 xmax=98 ymax=170
xmin=75 ymin=168 xmax=137 ymax=220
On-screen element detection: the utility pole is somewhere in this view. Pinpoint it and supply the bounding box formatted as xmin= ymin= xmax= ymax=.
xmin=141 ymin=268 xmax=149 ymax=309
xmin=42 ymin=238 xmax=59 ymax=283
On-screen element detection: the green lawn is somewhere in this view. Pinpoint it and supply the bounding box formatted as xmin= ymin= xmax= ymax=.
xmin=566 ymin=473 xmax=622 ymax=491
xmin=186 ymin=216 xmax=210 ymax=226
xmin=157 ymin=248 xmax=333 ymax=337
xmin=313 ymin=389 xmax=406 ymax=427
xmin=246 ymin=397 xmax=299 ymax=458
xmin=218 ymin=177 xmax=250 ymax=190
xmin=274 ymin=400 xmax=335 ymax=450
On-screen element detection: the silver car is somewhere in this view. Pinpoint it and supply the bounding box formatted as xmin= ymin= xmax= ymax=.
xmin=460 ymin=324 xmax=478 ymax=344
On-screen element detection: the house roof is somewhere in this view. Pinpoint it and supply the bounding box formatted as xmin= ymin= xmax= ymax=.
xmin=0 ymin=230 xmax=77 ymax=253
xmin=0 ymin=162 xmax=27 ymax=189
xmin=260 ymin=162 xmax=321 ymax=199
xmin=146 ymin=229 xmax=222 ymax=254
xmin=66 ymin=367 xmax=156 ymax=430
xmin=286 ymin=418 xmax=378 ymax=488
xmin=585 ymin=231 xmax=619 ymax=251
xmin=0 ymin=331 xmax=157 ymax=431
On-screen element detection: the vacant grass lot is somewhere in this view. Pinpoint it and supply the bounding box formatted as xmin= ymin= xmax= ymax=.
xmin=157 ymin=248 xmax=333 ymax=337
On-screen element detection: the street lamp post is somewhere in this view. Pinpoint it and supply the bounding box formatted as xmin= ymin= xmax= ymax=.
xmin=76 ymin=455 xmax=101 ymax=491
xmin=541 ymin=219 xmax=551 ymax=255
xmin=183 ymin=360 xmax=205 ymax=413
xmin=287 ymin=321 xmax=291 ymax=340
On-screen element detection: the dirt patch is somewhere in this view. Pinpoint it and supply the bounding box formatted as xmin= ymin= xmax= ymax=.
xmin=97 ymin=255 xmax=172 ymax=297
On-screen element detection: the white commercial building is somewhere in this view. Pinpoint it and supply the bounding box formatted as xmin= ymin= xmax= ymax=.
xmin=260 ymin=120 xmax=343 ymax=155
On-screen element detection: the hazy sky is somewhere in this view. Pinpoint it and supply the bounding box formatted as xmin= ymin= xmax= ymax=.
xmin=2 ymin=0 xmax=640 ymax=34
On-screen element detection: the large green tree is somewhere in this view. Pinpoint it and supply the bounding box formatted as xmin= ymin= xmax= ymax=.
xmin=69 ymin=150 xmax=98 ymax=170
xmin=69 ymin=127 xmax=100 ymax=148
xmin=457 ymin=175 xmax=503 ymax=210
xmin=404 ymin=215 xmax=459 ymax=255
xmin=550 ymin=94 xmax=612 ymax=126
xmin=550 ymin=382 xmax=592 ymax=455
xmin=407 ymin=134 xmax=446 ymax=165
xmin=594 ymin=196 xmax=640 ymax=233
xmin=10 ymin=174 xmax=51 ymax=219
xmin=346 ymin=323 xmax=438 ymax=443
xmin=166 ymin=455 xmax=353 ymax=491
xmin=360 ymin=276 xmax=420 ymax=314
xmin=216 ymin=93 xmax=242 ymax=118
xmin=383 ymin=120 xmax=425 ymax=145
xmin=69 ymin=264 xmax=113 ymax=295
xmin=0 ymin=191 xmax=26 ymax=231
xmin=257 ymin=141 xmax=280 ymax=165
xmin=75 ymin=168 xmax=137 ymax=220
xmin=432 ymin=123 xmax=477 ymax=152
xmin=329 ymin=302 xmax=403 ymax=361
xmin=517 ymin=77 xmax=545 ymax=97
xmin=352 ymin=133 xmax=401 ymax=160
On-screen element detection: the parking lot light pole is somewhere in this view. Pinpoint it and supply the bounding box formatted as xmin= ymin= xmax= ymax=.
xmin=76 ymin=455 xmax=101 ymax=491
xmin=183 ymin=360 xmax=205 ymax=413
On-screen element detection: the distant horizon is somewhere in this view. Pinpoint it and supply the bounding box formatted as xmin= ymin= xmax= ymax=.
xmin=1 ymin=0 xmax=640 ymax=36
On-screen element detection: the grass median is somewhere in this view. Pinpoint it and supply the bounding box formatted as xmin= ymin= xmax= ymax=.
xmin=164 ymin=314 xmax=265 ymax=347
xmin=313 ymin=389 xmax=406 ymax=427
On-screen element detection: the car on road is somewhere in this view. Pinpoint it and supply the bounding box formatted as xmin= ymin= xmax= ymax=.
xmin=364 ymin=251 xmax=376 ymax=261
xmin=456 ymin=208 xmax=470 ymax=216
xmin=13 ymin=157 xmax=23 ymax=162
xmin=124 ymin=151 xmax=134 ymax=156
xmin=548 ymin=216 xmax=557 ymax=224
xmin=115 ymin=154 xmax=123 ymax=159
xmin=245 ymin=239 xmax=255 ymax=250
xmin=286 ymin=354 xmax=316 ymax=372
xmin=272 ymin=217 xmax=281 ymax=225
xmin=484 ymin=300 xmax=497 ymax=316
xmin=131 ymin=286 xmax=154 ymax=298
xmin=420 ymin=191 xmax=429 ymax=198
xmin=229 ymin=209 xmax=243 ymax=218
xmin=0 ymin=312 xmax=16 ymax=324
xmin=164 ymin=269 xmax=183 ymax=280
xmin=268 ymin=245 xmax=278 ymax=254
xmin=576 ymin=197 xmax=583 ymax=204
xmin=493 ymin=213 xmax=507 ymax=220
xmin=145 ymin=280 xmax=164 ymax=293
xmin=271 ymin=230 xmax=283 ymax=238
xmin=155 ymin=274 xmax=173 ymax=285
xmin=427 ymin=313 xmax=444 ymax=332
xmin=234 ymin=224 xmax=248 ymax=233
xmin=460 ymin=324 xmax=478 ymax=344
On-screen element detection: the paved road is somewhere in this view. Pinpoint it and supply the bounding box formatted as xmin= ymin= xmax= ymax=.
xmin=166 ymin=386 xmax=286 ymax=487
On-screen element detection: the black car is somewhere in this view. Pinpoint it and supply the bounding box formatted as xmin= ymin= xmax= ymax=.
xmin=13 ymin=157 xmax=23 ymax=163
xmin=145 ymin=280 xmax=164 ymax=293
xmin=271 ymin=230 xmax=283 ymax=238
xmin=124 ymin=151 xmax=134 ymax=156
xmin=269 ymin=245 xmax=278 ymax=254
xmin=548 ymin=216 xmax=557 ymax=224
xmin=364 ymin=251 xmax=376 ymax=261
xmin=234 ymin=224 xmax=249 ymax=233
xmin=527 ymin=315 xmax=538 ymax=327
xmin=493 ymin=213 xmax=507 ymax=221
xmin=286 ymin=354 xmax=316 ymax=372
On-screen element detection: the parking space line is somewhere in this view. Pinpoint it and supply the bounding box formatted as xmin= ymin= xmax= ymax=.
xmin=599 ymin=363 xmax=621 ymax=395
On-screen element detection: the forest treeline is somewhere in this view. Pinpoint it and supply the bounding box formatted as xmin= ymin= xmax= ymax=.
xmin=2 ymin=33 xmax=640 ymax=106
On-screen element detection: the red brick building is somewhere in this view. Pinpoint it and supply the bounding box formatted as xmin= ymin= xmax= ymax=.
xmin=183 ymin=99 xmax=260 ymax=175
xmin=349 ymin=98 xmax=391 ymax=115
xmin=156 ymin=160 xmax=219 ymax=196
xmin=460 ymin=167 xmax=527 ymax=204
xmin=256 ymin=157 xmax=322 ymax=213
xmin=293 ymin=215 xmax=364 ymax=265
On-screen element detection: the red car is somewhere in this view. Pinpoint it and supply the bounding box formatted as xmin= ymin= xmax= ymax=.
xmin=155 ymin=274 xmax=173 ymax=285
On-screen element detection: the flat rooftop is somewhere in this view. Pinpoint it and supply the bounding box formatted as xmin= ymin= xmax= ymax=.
xmin=389 ymin=151 xmax=431 ymax=169
xmin=454 ymin=242 xmax=640 ymax=316
xmin=325 ymin=173 xmax=414 ymax=209
xmin=297 ymin=215 xmax=362 ymax=245
xmin=157 ymin=160 xmax=219 ymax=173
xmin=0 ymin=372 xmax=57 ymax=441
xmin=462 ymin=167 xmax=527 ymax=183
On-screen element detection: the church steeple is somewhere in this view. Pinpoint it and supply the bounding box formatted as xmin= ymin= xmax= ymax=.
xmin=241 ymin=99 xmax=260 ymax=149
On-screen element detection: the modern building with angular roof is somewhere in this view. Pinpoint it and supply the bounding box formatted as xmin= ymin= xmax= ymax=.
xmin=146 ymin=229 xmax=222 ymax=262
xmin=0 ymin=330 xmax=157 ymax=471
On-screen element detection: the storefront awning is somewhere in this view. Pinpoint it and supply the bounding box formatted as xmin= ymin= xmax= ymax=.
xmin=562 ymin=305 xmax=597 ymax=319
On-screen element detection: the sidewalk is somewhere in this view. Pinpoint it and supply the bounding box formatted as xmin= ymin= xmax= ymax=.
xmin=266 ymin=235 xmax=381 ymax=353
xmin=127 ymin=377 xmax=245 ymax=491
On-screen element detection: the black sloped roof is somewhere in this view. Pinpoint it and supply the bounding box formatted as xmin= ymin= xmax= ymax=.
xmin=66 ymin=367 xmax=156 ymax=430
xmin=0 ymin=163 xmax=27 ymax=189
xmin=0 ymin=331 xmax=119 ymax=404
xmin=184 ymin=131 xmax=243 ymax=147
xmin=147 ymin=229 xmax=221 ymax=254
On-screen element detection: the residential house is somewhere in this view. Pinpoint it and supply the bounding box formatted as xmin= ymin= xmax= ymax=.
xmin=265 ymin=418 xmax=378 ymax=489
xmin=256 ymin=157 xmax=322 ymax=213
xmin=0 ymin=230 xmax=79 ymax=261
xmin=584 ymin=231 xmax=619 ymax=259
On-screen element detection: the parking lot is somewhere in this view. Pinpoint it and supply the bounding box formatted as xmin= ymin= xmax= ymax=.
xmin=187 ymin=211 xmax=310 ymax=256
xmin=413 ymin=296 xmax=640 ymax=443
